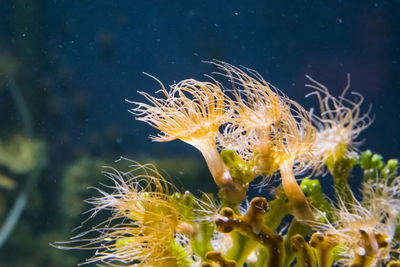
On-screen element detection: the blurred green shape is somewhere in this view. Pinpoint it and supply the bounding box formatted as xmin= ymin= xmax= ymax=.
xmin=221 ymin=149 xmax=256 ymax=183
xmin=301 ymin=178 xmax=332 ymax=221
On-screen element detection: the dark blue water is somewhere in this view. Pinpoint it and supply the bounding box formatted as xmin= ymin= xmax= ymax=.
xmin=0 ymin=1 xmax=399 ymax=266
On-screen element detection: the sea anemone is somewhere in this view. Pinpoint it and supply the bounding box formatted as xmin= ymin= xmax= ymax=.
xmin=211 ymin=61 xmax=316 ymax=220
xmin=130 ymin=75 xmax=247 ymax=203
xmin=305 ymin=75 xmax=372 ymax=173
xmin=211 ymin=61 xmax=293 ymax=175
xmin=54 ymin=160 xmax=198 ymax=266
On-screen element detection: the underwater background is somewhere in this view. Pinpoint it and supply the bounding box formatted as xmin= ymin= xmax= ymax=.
xmin=0 ymin=1 xmax=399 ymax=266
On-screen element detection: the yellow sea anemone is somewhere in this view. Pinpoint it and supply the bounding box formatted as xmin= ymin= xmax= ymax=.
xmin=305 ymin=75 xmax=372 ymax=173
xmin=211 ymin=61 xmax=292 ymax=173
xmin=130 ymin=75 xmax=246 ymax=203
xmin=211 ymin=61 xmax=316 ymax=220
xmin=54 ymin=160 xmax=198 ymax=266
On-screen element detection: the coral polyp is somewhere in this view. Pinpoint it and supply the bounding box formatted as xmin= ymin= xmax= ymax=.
xmin=55 ymin=159 xmax=204 ymax=266
xmin=130 ymin=76 xmax=246 ymax=204
xmin=306 ymin=75 xmax=372 ymax=174
xmin=56 ymin=62 xmax=400 ymax=267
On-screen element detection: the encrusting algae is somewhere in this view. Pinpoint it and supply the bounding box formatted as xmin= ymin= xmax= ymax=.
xmin=54 ymin=61 xmax=400 ymax=267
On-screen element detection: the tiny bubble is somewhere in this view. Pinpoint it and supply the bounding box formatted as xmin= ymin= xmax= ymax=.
xmin=338 ymin=18 xmax=343 ymax=23
xmin=234 ymin=12 xmax=239 ymax=16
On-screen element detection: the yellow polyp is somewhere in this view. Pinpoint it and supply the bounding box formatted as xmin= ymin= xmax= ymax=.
xmin=324 ymin=143 xmax=349 ymax=172
xmin=256 ymin=145 xmax=285 ymax=176
xmin=62 ymin=161 xmax=202 ymax=266
xmin=306 ymin=75 xmax=371 ymax=175
xmin=131 ymin=76 xmax=246 ymax=203
xmin=291 ymin=234 xmax=317 ymax=267
xmin=179 ymin=125 xmax=220 ymax=144
xmin=115 ymin=236 xmax=135 ymax=248
xmin=131 ymin=77 xmax=231 ymax=144
xmin=124 ymin=194 xmax=180 ymax=234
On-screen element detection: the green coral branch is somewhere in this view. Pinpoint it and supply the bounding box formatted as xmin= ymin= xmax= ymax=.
xmin=326 ymin=154 xmax=358 ymax=208
xmin=301 ymin=178 xmax=332 ymax=221
xmin=282 ymin=220 xmax=312 ymax=267
xmin=262 ymin=188 xmax=289 ymax=231
xmin=225 ymin=231 xmax=257 ymax=266
xmin=221 ymin=149 xmax=257 ymax=184
xmin=360 ymin=149 xmax=398 ymax=183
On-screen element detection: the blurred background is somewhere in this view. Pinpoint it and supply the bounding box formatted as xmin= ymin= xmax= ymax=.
xmin=0 ymin=1 xmax=399 ymax=266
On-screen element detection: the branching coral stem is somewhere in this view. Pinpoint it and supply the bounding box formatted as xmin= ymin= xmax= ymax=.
xmin=216 ymin=198 xmax=284 ymax=267
xmin=309 ymin=233 xmax=338 ymax=267
xmin=291 ymin=234 xmax=316 ymax=267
